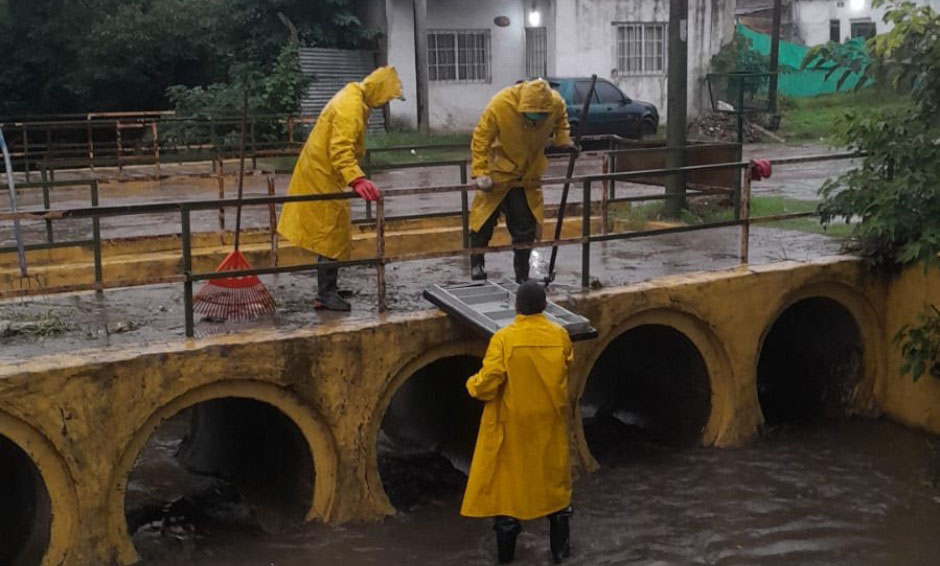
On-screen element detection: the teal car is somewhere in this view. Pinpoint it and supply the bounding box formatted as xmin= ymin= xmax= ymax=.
xmin=548 ymin=77 xmax=659 ymax=139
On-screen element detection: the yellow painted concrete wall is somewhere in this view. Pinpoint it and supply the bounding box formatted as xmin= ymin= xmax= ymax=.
xmin=0 ymin=256 xmax=937 ymax=565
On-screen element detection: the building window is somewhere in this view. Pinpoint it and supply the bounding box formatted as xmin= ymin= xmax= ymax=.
xmin=830 ymin=19 xmax=841 ymax=42
xmin=615 ymin=23 xmax=666 ymax=75
xmin=428 ymin=30 xmax=491 ymax=83
xmin=526 ymin=27 xmax=548 ymax=78
xmin=850 ymin=19 xmax=876 ymax=40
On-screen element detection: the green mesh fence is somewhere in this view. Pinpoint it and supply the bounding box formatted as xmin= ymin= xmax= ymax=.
xmin=737 ymin=24 xmax=870 ymax=97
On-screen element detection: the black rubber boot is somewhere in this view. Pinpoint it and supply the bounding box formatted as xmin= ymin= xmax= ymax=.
xmin=513 ymin=249 xmax=531 ymax=284
xmin=549 ymin=507 xmax=572 ymax=563
xmin=315 ymin=257 xmax=351 ymax=311
xmin=471 ymin=254 xmax=488 ymax=281
xmin=494 ymin=516 xmax=521 ymax=564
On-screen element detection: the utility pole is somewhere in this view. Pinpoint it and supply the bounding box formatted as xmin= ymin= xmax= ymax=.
xmin=664 ymin=0 xmax=688 ymax=218
xmin=768 ymin=0 xmax=783 ymax=116
xmin=413 ymin=0 xmax=430 ymax=134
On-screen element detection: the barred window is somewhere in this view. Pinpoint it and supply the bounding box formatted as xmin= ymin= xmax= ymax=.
xmin=616 ymin=23 xmax=665 ymax=75
xmin=525 ymin=27 xmax=548 ymax=78
xmin=428 ymin=30 xmax=491 ymax=83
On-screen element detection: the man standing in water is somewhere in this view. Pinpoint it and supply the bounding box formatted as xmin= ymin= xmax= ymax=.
xmin=278 ymin=66 xmax=403 ymax=311
xmin=461 ymin=281 xmax=575 ymax=564
xmin=468 ymin=78 xmax=578 ymax=283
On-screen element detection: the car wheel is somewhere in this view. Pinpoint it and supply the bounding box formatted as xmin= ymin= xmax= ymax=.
xmin=640 ymin=119 xmax=657 ymax=138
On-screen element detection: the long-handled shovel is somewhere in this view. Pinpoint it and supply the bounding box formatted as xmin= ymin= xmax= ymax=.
xmin=545 ymin=74 xmax=597 ymax=286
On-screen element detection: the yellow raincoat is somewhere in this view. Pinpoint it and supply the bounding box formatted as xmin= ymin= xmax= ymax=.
xmin=277 ymin=67 xmax=402 ymax=260
xmin=460 ymin=314 xmax=574 ymax=520
xmin=469 ymin=79 xmax=571 ymax=233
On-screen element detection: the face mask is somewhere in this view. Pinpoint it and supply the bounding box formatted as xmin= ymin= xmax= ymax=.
xmin=523 ymin=112 xmax=548 ymax=122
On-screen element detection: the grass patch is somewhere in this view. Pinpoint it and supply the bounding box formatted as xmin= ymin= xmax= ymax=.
xmin=611 ymin=196 xmax=854 ymax=237
xmin=777 ymin=87 xmax=910 ymax=144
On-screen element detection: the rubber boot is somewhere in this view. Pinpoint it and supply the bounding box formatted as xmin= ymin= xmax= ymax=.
xmin=549 ymin=508 xmax=572 ymax=563
xmin=513 ymin=249 xmax=531 ymax=284
xmin=315 ymin=258 xmax=351 ymax=311
xmin=471 ymin=254 xmax=488 ymax=281
xmin=494 ymin=517 xmax=521 ymax=564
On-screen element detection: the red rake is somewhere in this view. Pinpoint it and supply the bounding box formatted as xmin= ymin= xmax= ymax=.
xmin=194 ymin=89 xmax=276 ymax=321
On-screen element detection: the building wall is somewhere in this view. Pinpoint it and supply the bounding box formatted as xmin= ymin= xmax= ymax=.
xmin=793 ymin=0 xmax=940 ymax=46
xmin=553 ymin=0 xmax=735 ymax=121
xmin=385 ymin=0 xmax=734 ymax=129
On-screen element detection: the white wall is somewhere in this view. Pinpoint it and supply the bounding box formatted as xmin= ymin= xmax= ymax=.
xmin=553 ymin=0 xmax=735 ymax=121
xmin=794 ymin=0 xmax=940 ymax=46
xmin=386 ymin=0 xmax=418 ymax=129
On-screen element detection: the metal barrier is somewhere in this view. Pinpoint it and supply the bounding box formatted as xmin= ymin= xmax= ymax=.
xmin=0 ymin=151 xmax=862 ymax=337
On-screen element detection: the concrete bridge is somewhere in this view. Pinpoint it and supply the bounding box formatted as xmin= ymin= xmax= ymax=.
xmin=2 ymin=256 xmax=940 ymax=565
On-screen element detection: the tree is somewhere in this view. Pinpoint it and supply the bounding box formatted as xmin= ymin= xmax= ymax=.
xmin=806 ymin=1 xmax=940 ymax=380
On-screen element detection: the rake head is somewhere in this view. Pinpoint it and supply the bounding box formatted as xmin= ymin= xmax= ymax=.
xmin=193 ymin=250 xmax=276 ymax=321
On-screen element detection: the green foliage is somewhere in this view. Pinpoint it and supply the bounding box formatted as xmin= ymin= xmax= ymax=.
xmin=0 ymin=0 xmax=371 ymax=116
xmin=895 ymin=305 xmax=940 ymax=381
xmin=802 ymin=38 xmax=871 ymax=91
xmin=710 ymin=29 xmax=796 ymax=100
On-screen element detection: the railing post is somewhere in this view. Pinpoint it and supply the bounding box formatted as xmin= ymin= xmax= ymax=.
xmin=41 ymin=167 xmax=53 ymax=244
xmin=86 ymin=117 xmax=95 ymax=174
xmin=181 ymin=205 xmax=195 ymax=338
xmin=151 ymin=122 xmax=161 ymax=178
xmin=601 ymin=156 xmax=610 ymax=236
xmin=581 ymin=180 xmax=591 ymax=289
xmin=22 ymin=126 xmax=30 ymax=182
xmin=376 ymin=197 xmax=387 ymax=313
xmin=91 ymin=180 xmax=103 ymax=291
xmin=739 ymin=166 xmax=751 ymax=265
xmin=267 ymin=174 xmax=278 ymax=267
xmin=250 ymin=116 xmax=258 ymax=170
xmin=460 ymin=160 xmax=470 ymax=248
xmin=115 ymin=120 xmax=124 ymax=174
xmin=364 ymin=150 xmax=373 ymax=221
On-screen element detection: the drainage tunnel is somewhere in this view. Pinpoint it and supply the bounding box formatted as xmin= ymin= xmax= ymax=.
xmin=581 ymin=325 xmax=712 ymax=465
xmin=379 ymin=355 xmax=483 ymax=511
xmin=124 ymin=398 xmax=314 ymax=560
xmin=0 ymin=434 xmax=51 ymax=566
xmin=758 ymin=297 xmax=864 ymax=426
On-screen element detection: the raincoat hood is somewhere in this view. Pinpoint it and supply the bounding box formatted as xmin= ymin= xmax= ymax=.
xmin=361 ymin=66 xmax=403 ymax=108
xmin=517 ymin=79 xmax=556 ymax=113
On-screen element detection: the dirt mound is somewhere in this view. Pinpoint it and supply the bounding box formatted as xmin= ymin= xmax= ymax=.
xmin=688 ymin=112 xmax=766 ymax=143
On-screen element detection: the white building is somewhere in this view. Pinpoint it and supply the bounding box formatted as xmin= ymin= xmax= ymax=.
xmin=361 ymin=0 xmax=736 ymax=130
xmin=738 ymin=0 xmax=940 ymax=47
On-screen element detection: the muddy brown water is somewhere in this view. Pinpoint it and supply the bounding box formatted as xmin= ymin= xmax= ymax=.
xmin=129 ymin=416 xmax=940 ymax=566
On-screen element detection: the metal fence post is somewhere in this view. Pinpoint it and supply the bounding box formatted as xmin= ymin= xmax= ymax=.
xmin=22 ymin=126 xmax=30 ymax=182
xmin=582 ymin=180 xmax=591 ymax=289
xmin=460 ymin=161 xmax=470 ymax=248
xmin=41 ymin=167 xmax=53 ymax=244
xmin=739 ymin=166 xmax=751 ymax=264
xmin=151 ymin=122 xmax=161 ymax=178
xmin=250 ymin=117 xmax=258 ymax=170
xmin=376 ymin=197 xmax=387 ymax=313
xmin=364 ymin=150 xmax=373 ymax=221
xmin=181 ymin=205 xmax=195 ymax=338
xmin=91 ymin=180 xmax=103 ymax=291
xmin=217 ymin=174 xmax=225 ymax=231
xmin=267 ymin=174 xmax=278 ymax=267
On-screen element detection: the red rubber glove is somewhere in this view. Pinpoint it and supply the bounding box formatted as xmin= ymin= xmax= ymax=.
xmin=351 ymin=177 xmax=380 ymax=201
xmin=749 ymin=159 xmax=772 ymax=181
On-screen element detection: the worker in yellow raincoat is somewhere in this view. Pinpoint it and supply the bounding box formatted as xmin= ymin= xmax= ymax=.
xmin=277 ymin=66 xmax=403 ymax=311
xmin=461 ymin=281 xmax=575 ymax=564
xmin=469 ymin=79 xmax=578 ymax=283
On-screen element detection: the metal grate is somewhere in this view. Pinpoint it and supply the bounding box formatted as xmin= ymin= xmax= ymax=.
xmin=526 ymin=27 xmax=548 ymax=78
xmin=428 ymin=30 xmax=491 ymax=83
xmin=423 ymin=279 xmax=598 ymax=342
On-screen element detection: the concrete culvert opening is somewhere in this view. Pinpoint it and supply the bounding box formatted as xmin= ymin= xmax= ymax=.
xmin=0 ymin=434 xmax=51 ymax=566
xmin=379 ymin=355 xmax=483 ymax=511
xmin=758 ymin=297 xmax=864 ymax=426
xmin=125 ymin=398 xmax=314 ymax=561
xmin=582 ymin=325 xmax=712 ymax=465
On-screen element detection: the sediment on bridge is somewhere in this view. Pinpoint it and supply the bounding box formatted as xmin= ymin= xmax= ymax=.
xmin=124 ymin=398 xmax=314 ymax=561
xmin=758 ymin=297 xmax=865 ymax=426
xmin=377 ymin=355 xmax=483 ymax=511
xmin=581 ymin=324 xmax=713 ymax=465
xmin=0 ymin=434 xmax=51 ymax=566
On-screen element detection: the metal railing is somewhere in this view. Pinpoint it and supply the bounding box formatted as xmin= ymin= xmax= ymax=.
xmin=1 ymin=151 xmax=862 ymax=337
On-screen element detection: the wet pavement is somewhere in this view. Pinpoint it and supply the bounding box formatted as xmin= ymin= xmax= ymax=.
xmin=129 ymin=418 xmax=940 ymax=566
xmin=0 ymin=224 xmax=844 ymax=361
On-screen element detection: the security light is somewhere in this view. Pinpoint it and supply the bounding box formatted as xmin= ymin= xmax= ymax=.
xmin=528 ymin=9 xmax=541 ymax=27
xmin=849 ymin=0 xmax=865 ymax=11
